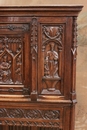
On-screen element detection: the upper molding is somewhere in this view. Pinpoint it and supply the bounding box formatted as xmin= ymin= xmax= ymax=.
xmin=0 ymin=5 xmax=83 ymax=17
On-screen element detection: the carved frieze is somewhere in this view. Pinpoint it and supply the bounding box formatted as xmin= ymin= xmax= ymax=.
xmin=0 ymin=108 xmax=60 ymax=120
xmin=0 ymin=108 xmax=62 ymax=127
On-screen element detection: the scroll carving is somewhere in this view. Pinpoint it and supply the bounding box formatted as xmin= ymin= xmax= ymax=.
xmin=0 ymin=24 xmax=29 ymax=31
xmin=41 ymin=25 xmax=63 ymax=94
xmin=0 ymin=35 xmax=23 ymax=84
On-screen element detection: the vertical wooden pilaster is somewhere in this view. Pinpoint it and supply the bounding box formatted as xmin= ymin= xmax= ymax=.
xmin=30 ymin=17 xmax=38 ymax=101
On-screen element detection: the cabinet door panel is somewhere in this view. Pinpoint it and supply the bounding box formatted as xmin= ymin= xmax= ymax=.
xmin=38 ymin=17 xmax=72 ymax=99
xmin=0 ymin=23 xmax=30 ymax=96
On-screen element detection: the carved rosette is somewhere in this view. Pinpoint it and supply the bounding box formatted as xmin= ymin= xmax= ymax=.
xmin=0 ymin=35 xmax=23 ymax=84
xmin=41 ymin=25 xmax=63 ymax=94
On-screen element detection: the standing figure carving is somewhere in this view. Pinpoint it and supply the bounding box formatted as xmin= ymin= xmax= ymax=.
xmin=0 ymin=55 xmax=12 ymax=83
xmin=44 ymin=43 xmax=59 ymax=78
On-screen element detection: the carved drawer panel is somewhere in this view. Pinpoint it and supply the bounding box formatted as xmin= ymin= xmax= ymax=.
xmin=0 ymin=107 xmax=63 ymax=129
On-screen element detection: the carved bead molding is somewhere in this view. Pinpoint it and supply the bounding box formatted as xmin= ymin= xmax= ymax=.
xmin=0 ymin=108 xmax=61 ymax=127
xmin=0 ymin=24 xmax=29 ymax=31
xmin=71 ymin=17 xmax=78 ymax=60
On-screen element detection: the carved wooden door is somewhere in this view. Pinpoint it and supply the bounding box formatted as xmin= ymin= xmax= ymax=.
xmin=0 ymin=22 xmax=30 ymax=97
xmin=37 ymin=17 xmax=72 ymax=101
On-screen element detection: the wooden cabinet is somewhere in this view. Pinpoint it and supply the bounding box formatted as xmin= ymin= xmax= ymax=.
xmin=0 ymin=5 xmax=83 ymax=130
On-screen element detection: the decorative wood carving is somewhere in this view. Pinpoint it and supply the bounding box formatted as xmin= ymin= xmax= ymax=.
xmin=0 ymin=5 xmax=83 ymax=130
xmin=41 ymin=25 xmax=63 ymax=94
xmin=70 ymin=17 xmax=78 ymax=102
xmin=0 ymin=24 xmax=29 ymax=31
xmin=0 ymin=108 xmax=60 ymax=120
xmin=71 ymin=17 xmax=78 ymax=60
xmin=0 ymin=35 xmax=23 ymax=84
xmin=30 ymin=17 xmax=38 ymax=57
xmin=0 ymin=120 xmax=60 ymax=128
xmin=0 ymin=87 xmax=29 ymax=95
xmin=30 ymin=17 xmax=38 ymax=101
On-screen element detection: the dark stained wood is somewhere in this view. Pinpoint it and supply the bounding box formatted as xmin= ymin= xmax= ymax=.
xmin=0 ymin=5 xmax=83 ymax=130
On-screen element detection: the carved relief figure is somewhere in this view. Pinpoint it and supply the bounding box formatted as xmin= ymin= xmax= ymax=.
xmin=0 ymin=55 xmax=12 ymax=83
xmin=44 ymin=43 xmax=59 ymax=78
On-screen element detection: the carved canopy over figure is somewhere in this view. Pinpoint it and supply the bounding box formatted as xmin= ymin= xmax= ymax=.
xmin=44 ymin=43 xmax=59 ymax=78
